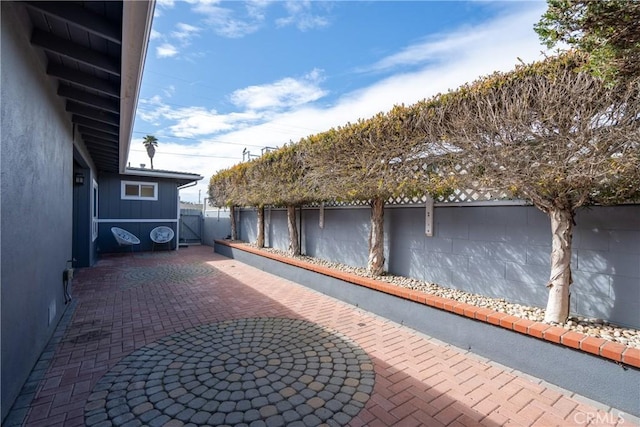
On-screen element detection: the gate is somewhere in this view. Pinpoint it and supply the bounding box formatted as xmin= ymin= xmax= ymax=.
xmin=179 ymin=209 xmax=202 ymax=244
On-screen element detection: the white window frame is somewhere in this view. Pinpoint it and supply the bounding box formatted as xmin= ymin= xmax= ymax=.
xmin=121 ymin=180 xmax=158 ymax=201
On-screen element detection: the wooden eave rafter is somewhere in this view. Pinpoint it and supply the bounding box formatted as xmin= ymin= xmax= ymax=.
xmin=47 ymin=64 xmax=119 ymax=98
xmin=66 ymin=101 xmax=119 ymax=126
xmin=58 ymin=86 xmax=119 ymax=114
xmin=31 ymin=29 xmax=120 ymax=75
xmin=72 ymin=116 xmax=119 ymax=135
xmin=25 ymin=1 xmax=122 ymax=44
xmin=82 ymin=136 xmax=119 ymax=150
xmin=77 ymin=126 xmax=119 ymax=142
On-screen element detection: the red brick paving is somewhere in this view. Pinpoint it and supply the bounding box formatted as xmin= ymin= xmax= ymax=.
xmin=223 ymin=241 xmax=640 ymax=371
xmin=14 ymin=246 xmax=634 ymax=426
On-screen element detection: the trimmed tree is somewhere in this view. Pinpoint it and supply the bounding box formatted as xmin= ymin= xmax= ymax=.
xmin=426 ymin=53 xmax=640 ymax=323
xmin=535 ymin=0 xmax=640 ymax=83
xmin=208 ymin=163 xmax=249 ymax=241
xmin=235 ymin=159 xmax=269 ymax=248
xmin=304 ymin=104 xmax=449 ymax=275
xmin=252 ymin=144 xmax=310 ymax=256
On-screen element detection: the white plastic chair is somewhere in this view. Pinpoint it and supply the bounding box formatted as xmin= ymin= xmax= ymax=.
xmin=111 ymin=227 xmax=141 ymax=252
xmin=150 ymin=226 xmax=175 ymax=251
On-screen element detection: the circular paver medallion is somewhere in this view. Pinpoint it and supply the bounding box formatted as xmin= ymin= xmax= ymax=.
xmin=119 ymin=263 xmax=218 ymax=290
xmin=85 ymin=318 xmax=374 ymax=426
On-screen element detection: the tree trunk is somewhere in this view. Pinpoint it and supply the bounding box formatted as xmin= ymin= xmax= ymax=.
xmin=287 ymin=205 xmax=300 ymax=256
xmin=367 ymin=197 xmax=385 ymax=275
xmin=256 ymin=206 xmax=265 ymax=248
xmin=146 ymin=146 xmax=155 ymax=169
xmin=229 ymin=205 xmax=237 ymax=240
xmin=544 ymin=208 xmax=574 ymax=323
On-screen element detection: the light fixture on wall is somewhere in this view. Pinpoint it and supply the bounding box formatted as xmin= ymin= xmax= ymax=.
xmin=74 ymin=172 xmax=85 ymax=185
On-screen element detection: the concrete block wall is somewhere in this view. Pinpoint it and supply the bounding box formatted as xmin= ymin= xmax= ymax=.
xmin=202 ymin=210 xmax=232 ymax=245
xmin=231 ymin=204 xmax=640 ymax=328
xmin=423 ymin=206 xmax=551 ymax=307
xmin=266 ymin=208 xmax=291 ymax=251
xmin=572 ymin=207 xmax=640 ymax=327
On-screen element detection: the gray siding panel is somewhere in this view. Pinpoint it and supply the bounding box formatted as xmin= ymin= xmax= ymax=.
xmin=1 ymin=4 xmax=74 ymax=420
xmin=99 ymin=173 xmax=178 ymax=220
xmin=96 ymin=173 xmax=179 ymax=253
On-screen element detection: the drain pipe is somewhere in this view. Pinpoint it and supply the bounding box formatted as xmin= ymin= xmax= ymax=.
xmin=178 ymin=181 xmax=198 ymax=191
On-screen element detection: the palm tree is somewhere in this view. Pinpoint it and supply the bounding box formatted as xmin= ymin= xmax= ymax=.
xmin=142 ymin=135 xmax=158 ymax=169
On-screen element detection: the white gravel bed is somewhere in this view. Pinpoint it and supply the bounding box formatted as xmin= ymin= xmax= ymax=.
xmin=242 ymin=243 xmax=640 ymax=350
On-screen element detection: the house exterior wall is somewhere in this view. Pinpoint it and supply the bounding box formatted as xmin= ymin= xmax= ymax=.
xmin=235 ymin=204 xmax=640 ymax=329
xmin=1 ymin=3 xmax=75 ymax=420
xmin=96 ymin=173 xmax=180 ymax=253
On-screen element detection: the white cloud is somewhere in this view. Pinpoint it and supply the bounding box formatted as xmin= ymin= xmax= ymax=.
xmin=137 ymin=97 xmax=246 ymax=133
xmin=171 ymin=22 xmax=201 ymax=43
xmin=364 ymin=11 xmax=537 ymax=75
xmin=162 ymin=85 xmax=176 ymax=98
xmin=156 ymin=43 xmax=178 ymax=58
xmin=275 ymin=15 xmax=329 ymax=31
xmin=191 ymin=2 xmax=263 ymax=38
xmin=189 ymin=0 xmax=330 ymax=38
xmin=230 ymin=69 xmax=327 ymax=110
xmin=165 ymin=107 xmax=262 ymax=138
xmin=136 ymin=96 xmax=170 ymax=125
xmin=184 ymin=0 xmax=222 ymax=6
xmin=364 ymin=32 xmax=480 ymax=74
xmin=154 ymin=0 xmax=175 ymax=17
xmin=156 ymin=0 xmax=176 ymax=8
xmin=275 ymin=0 xmax=331 ymax=31
xmin=150 ymin=29 xmax=162 ymax=40
xmin=246 ymin=0 xmax=272 ymax=20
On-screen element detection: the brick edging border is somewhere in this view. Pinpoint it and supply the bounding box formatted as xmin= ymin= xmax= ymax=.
xmin=215 ymin=240 xmax=640 ymax=369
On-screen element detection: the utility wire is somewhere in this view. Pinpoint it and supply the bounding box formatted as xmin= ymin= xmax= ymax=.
xmin=132 ymin=130 xmax=265 ymax=148
xmin=129 ymin=148 xmax=240 ymax=160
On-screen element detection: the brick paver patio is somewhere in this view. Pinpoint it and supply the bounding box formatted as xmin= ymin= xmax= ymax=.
xmin=6 ymin=246 xmax=636 ymax=426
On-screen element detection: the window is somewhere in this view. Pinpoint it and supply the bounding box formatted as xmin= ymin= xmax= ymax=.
xmin=121 ymin=180 xmax=158 ymax=200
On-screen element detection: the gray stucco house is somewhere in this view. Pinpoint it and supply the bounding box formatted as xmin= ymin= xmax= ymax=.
xmin=0 ymin=1 xmax=203 ymax=420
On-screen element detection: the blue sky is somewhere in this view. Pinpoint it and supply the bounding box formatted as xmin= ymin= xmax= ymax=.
xmin=128 ymin=0 xmax=550 ymax=203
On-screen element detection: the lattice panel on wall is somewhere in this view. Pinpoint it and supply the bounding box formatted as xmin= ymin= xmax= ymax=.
xmin=302 ymin=161 xmax=515 ymax=208
xmin=305 ymin=199 xmax=370 ymax=208
xmin=438 ymin=187 xmax=513 ymax=204
xmin=304 ymin=188 xmax=514 ymax=208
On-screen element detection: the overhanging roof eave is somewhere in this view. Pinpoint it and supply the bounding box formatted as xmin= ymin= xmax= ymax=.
xmin=119 ymin=0 xmax=155 ymax=174
xmin=123 ymin=167 xmax=204 ymax=186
